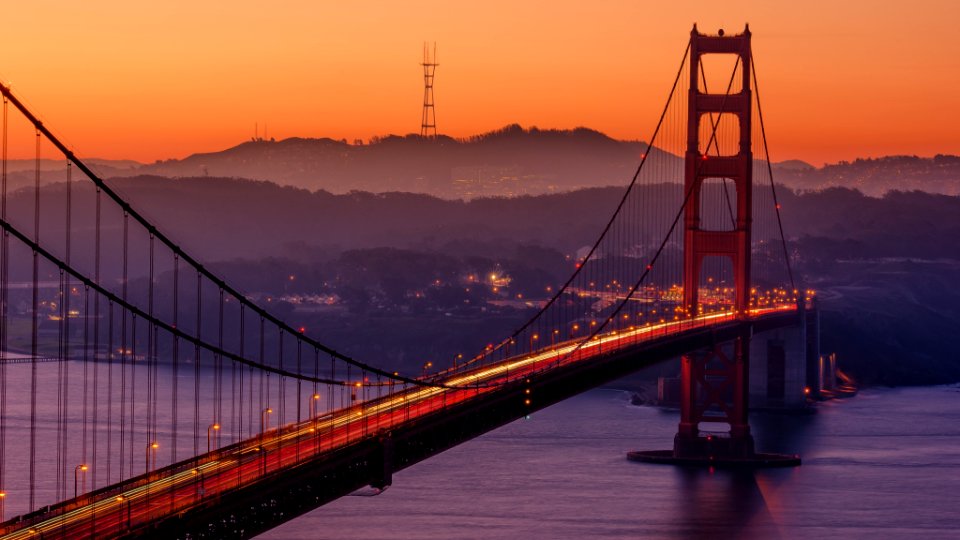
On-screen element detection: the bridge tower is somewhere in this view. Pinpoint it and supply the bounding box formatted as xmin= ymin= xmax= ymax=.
xmin=675 ymin=24 xmax=755 ymax=460
xmin=681 ymin=25 xmax=752 ymax=318
xmin=631 ymin=25 xmax=798 ymax=467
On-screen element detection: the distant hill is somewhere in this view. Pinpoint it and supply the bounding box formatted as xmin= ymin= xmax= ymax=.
xmin=775 ymin=155 xmax=960 ymax=196
xmin=110 ymin=129 xmax=957 ymax=198
xmin=2 ymin=158 xmax=141 ymax=193
xmin=9 ymin=126 xmax=955 ymax=199
xmin=2 ymin=157 xmax=141 ymax=173
xmin=105 ymin=125 xmax=678 ymax=198
xmin=99 ymin=125 xmax=678 ymax=198
xmin=773 ymin=159 xmax=815 ymax=171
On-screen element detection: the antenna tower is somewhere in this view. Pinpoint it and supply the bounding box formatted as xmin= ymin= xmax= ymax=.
xmin=420 ymin=42 xmax=438 ymax=138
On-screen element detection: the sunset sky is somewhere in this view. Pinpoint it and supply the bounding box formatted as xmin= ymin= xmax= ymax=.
xmin=0 ymin=1 xmax=957 ymax=165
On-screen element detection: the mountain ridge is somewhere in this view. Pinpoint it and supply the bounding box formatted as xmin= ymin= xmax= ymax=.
xmin=6 ymin=125 xmax=955 ymax=199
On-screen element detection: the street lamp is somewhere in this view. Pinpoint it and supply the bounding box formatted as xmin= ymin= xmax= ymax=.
xmin=145 ymin=442 xmax=159 ymax=474
xmin=116 ymin=495 xmax=130 ymax=528
xmin=74 ymin=464 xmax=88 ymax=498
xmin=0 ymin=491 xmax=6 ymax=521
xmin=261 ymin=408 xmax=273 ymax=434
xmin=260 ymin=407 xmax=273 ymax=474
xmin=207 ymin=423 xmax=221 ymax=453
xmin=309 ymin=394 xmax=321 ymax=420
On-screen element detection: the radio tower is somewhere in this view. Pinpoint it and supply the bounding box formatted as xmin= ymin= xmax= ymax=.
xmin=420 ymin=42 xmax=438 ymax=138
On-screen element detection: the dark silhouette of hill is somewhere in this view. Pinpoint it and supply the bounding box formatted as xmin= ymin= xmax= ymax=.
xmin=107 ymin=125 xmax=677 ymax=197
xmin=7 ymin=126 xmax=956 ymax=201
xmin=12 ymin=176 xmax=959 ymax=267
xmin=12 ymin=124 xmax=948 ymax=202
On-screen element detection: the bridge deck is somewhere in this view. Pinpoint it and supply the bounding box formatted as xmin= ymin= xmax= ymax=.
xmin=0 ymin=306 xmax=799 ymax=539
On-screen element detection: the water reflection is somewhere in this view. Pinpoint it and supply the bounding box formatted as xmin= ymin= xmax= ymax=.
xmin=635 ymin=407 xmax=818 ymax=539
xmin=672 ymin=468 xmax=776 ymax=539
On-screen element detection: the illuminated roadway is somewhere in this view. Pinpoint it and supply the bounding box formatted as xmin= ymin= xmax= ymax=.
xmin=0 ymin=305 xmax=797 ymax=539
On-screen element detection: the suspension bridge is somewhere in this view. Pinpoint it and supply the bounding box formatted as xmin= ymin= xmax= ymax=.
xmin=0 ymin=26 xmax=815 ymax=538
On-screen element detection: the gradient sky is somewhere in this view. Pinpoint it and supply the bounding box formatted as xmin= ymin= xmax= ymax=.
xmin=0 ymin=1 xmax=957 ymax=165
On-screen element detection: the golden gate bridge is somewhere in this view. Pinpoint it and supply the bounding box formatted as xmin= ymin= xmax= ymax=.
xmin=0 ymin=26 xmax=814 ymax=538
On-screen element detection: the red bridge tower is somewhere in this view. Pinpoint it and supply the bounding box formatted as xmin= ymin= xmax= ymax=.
xmin=676 ymin=25 xmax=754 ymax=459
xmin=631 ymin=25 xmax=800 ymax=467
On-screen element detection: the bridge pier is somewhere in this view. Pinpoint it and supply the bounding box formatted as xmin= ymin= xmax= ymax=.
xmin=633 ymin=304 xmax=818 ymax=467
xmin=629 ymin=325 xmax=800 ymax=468
xmin=750 ymin=323 xmax=808 ymax=409
xmin=674 ymin=329 xmax=754 ymax=460
xmin=370 ymin=431 xmax=394 ymax=490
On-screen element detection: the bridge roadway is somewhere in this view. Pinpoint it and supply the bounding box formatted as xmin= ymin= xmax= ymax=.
xmin=0 ymin=305 xmax=799 ymax=539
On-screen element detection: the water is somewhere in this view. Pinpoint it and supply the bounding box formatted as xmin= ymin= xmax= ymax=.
xmin=262 ymin=385 xmax=960 ymax=539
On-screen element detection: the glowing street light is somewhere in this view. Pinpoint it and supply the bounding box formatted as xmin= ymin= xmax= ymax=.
xmin=261 ymin=408 xmax=273 ymax=434
xmin=115 ymin=494 xmax=132 ymax=528
xmin=207 ymin=423 xmax=221 ymax=453
xmin=145 ymin=442 xmax=159 ymax=474
xmin=309 ymin=393 xmax=321 ymax=420
xmin=74 ymin=464 xmax=88 ymax=498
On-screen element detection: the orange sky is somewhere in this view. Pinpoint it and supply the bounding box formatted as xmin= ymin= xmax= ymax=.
xmin=0 ymin=1 xmax=957 ymax=165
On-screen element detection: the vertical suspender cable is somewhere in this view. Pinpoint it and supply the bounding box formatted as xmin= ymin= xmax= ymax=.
xmin=62 ymin=160 xmax=73 ymax=496
xmin=147 ymin=234 xmax=155 ymax=452
xmin=278 ymin=329 xmax=284 ymax=446
xmin=131 ymin=313 xmax=138 ymax=474
xmin=295 ymin=339 xmax=301 ymax=462
xmin=91 ymin=187 xmax=100 ymax=492
xmin=171 ymin=254 xmax=179 ymax=465
xmin=57 ymin=269 xmax=65 ymax=500
xmin=82 ymin=286 xmax=89 ymax=493
xmin=29 ymin=128 xmax=40 ymax=511
xmin=238 ymin=304 xmax=245 ymax=443
xmin=109 ymin=297 xmax=115 ymax=482
xmin=0 ymin=94 xmax=6 ymax=514
xmin=216 ymin=288 xmax=223 ymax=445
xmin=0 ymin=94 xmax=6 ymax=512
xmin=119 ymin=215 xmax=127 ymax=481
xmin=194 ymin=271 xmax=201 ymax=457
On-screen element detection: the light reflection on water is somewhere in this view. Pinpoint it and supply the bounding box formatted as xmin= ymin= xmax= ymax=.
xmin=263 ymin=385 xmax=960 ymax=540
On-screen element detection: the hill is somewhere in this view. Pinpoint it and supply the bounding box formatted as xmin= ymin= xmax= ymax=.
xmin=776 ymin=155 xmax=960 ymax=196
xmin=112 ymin=125 xmax=672 ymax=198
